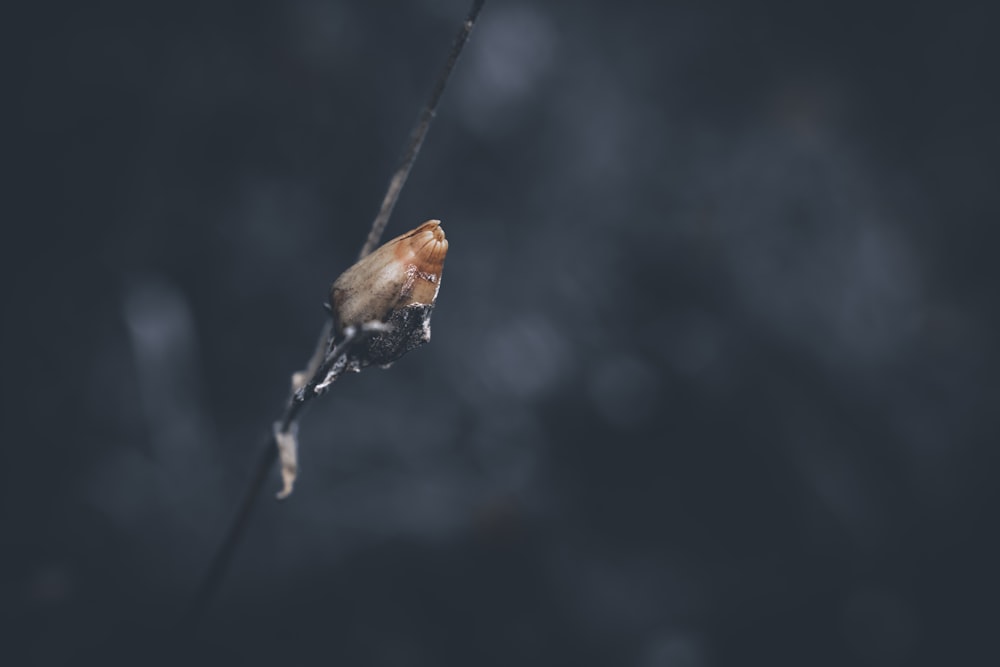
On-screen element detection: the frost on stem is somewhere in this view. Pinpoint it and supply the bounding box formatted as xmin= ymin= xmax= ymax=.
xmin=277 ymin=220 xmax=449 ymax=497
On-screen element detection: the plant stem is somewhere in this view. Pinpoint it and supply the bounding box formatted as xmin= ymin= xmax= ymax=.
xmin=184 ymin=0 xmax=486 ymax=631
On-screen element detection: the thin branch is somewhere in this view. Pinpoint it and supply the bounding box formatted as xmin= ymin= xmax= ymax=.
xmin=184 ymin=0 xmax=485 ymax=631
xmin=187 ymin=431 xmax=275 ymax=624
xmin=187 ymin=324 xmax=380 ymax=621
xmin=358 ymin=0 xmax=486 ymax=259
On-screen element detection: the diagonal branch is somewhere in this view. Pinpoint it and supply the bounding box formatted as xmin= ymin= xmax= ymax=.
xmin=184 ymin=0 xmax=486 ymax=630
xmin=358 ymin=0 xmax=486 ymax=259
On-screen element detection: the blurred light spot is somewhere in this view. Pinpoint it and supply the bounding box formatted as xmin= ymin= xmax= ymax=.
xmin=479 ymin=315 xmax=569 ymax=400
xmin=771 ymin=78 xmax=848 ymax=146
xmin=371 ymin=392 xmax=463 ymax=469
xmin=289 ymin=0 xmax=358 ymax=68
xmin=843 ymin=587 xmax=915 ymax=664
xmin=588 ymin=355 xmax=660 ymax=430
xmin=471 ymin=406 xmax=541 ymax=490
xmin=555 ymin=81 xmax=635 ymax=191
xmin=835 ymin=225 xmax=922 ymax=357
xmin=641 ymin=633 xmax=706 ymax=667
xmin=789 ymin=420 xmax=887 ymax=552
xmin=84 ymin=448 xmax=156 ymax=527
xmin=457 ymin=4 xmax=555 ymax=135
xmin=397 ymin=474 xmax=465 ymax=536
xmin=27 ymin=564 xmax=74 ymax=607
xmin=550 ymin=548 xmax=705 ymax=637
xmin=655 ymin=312 xmax=729 ymax=390
xmin=233 ymin=177 xmax=322 ymax=265
xmin=308 ymin=468 xmax=478 ymax=546
xmin=545 ymin=222 xmax=627 ymax=312
xmin=86 ymin=330 xmax=144 ymax=435
xmin=123 ymin=275 xmax=213 ymax=456
xmin=685 ymin=123 xmax=924 ymax=368
xmin=123 ymin=277 xmax=193 ymax=367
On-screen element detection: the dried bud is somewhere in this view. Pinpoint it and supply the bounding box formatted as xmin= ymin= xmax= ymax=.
xmin=329 ymin=220 xmax=448 ymax=367
xmin=331 ymin=220 xmax=447 ymax=328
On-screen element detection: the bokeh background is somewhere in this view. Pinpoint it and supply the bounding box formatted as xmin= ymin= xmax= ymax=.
xmin=7 ymin=0 xmax=999 ymax=665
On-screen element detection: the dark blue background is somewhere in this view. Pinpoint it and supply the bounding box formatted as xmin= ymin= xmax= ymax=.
xmin=7 ymin=1 xmax=998 ymax=665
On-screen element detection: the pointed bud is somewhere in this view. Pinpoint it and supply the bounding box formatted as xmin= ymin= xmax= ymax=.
xmin=328 ymin=220 xmax=448 ymax=367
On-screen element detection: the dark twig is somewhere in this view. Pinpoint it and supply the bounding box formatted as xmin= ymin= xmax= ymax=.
xmin=359 ymin=0 xmax=486 ymax=259
xmin=185 ymin=0 xmax=485 ymax=630
xmin=187 ymin=432 xmax=275 ymax=624
xmin=187 ymin=325 xmax=382 ymax=621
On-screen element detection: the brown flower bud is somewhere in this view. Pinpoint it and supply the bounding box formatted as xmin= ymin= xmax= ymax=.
xmin=328 ymin=220 xmax=448 ymax=367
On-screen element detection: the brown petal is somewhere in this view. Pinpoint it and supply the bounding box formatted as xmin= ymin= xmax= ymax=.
xmin=329 ymin=220 xmax=448 ymax=333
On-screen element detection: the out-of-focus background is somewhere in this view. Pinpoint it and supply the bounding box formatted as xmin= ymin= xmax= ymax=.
xmin=7 ymin=0 xmax=998 ymax=664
